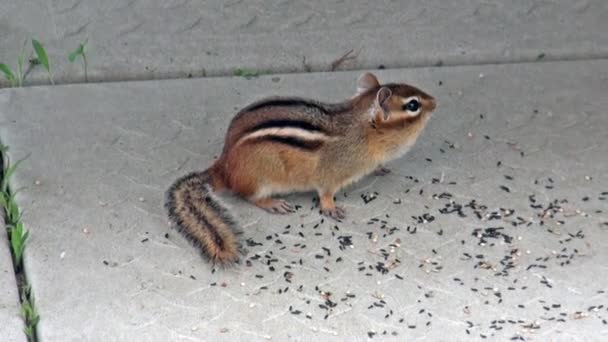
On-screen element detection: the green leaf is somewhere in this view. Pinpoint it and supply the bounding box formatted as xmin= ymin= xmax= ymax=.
xmin=69 ymin=39 xmax=88 ymax=62
xmin=8 ymin=201 xmax=20 ymax=222
xmin=2 ymin=157 xmax=27 ymax=193
xmin=32 ymin=39 xmax=50 ymax=72
xmin=0 ymin=63 xmax=17 ymax=86
xmin=10 ymin=229 xmax=20 ymax=256
xmin=10 ymin=222 xmax=26 ymax=266
xmin=68 ymin=45 xmax=83 ymax=63
xmin=32 ymin=39 xmax=54 ymax=84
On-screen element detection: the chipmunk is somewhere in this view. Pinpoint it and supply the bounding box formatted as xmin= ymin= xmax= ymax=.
xmin=165 ymin=72 xmax=436 ymax=264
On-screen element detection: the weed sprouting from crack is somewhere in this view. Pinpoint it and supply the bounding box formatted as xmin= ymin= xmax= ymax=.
xmin=68 ymin=39 xmax=89 ymax=83
xmin=0 ymin=38 xmax=55 ymax=88
xmin=0 ymin=143 xmax=38 ymax=341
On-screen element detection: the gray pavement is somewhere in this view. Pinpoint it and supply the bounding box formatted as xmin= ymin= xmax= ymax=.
xmin=1 ymin=60 xmax=607 ymax=341
xmin=1 ymin=0 xmax=608 ymax=87
xmin=0 ymin=227 xmax=26 ymax=342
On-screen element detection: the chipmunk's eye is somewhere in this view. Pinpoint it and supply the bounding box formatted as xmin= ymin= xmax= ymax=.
xmin=402 ymin=97 xmax=421 ymax=114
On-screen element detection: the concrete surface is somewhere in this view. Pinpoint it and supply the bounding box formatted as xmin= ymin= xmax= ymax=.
xmin=1 ymin=60 xmax=607 ymax=341
xmin=2 ymin=0 xmax=608 ymax=87
xmin=0 ymin=224 xmax=26 ymax=342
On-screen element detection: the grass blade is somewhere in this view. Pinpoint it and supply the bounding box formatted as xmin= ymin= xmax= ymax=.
xmin=17 ymin=39 xmax=28 ymax=87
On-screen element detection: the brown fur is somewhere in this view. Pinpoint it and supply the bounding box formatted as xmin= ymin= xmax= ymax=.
xmin=165 ymin=72 xmax=436 ymax=264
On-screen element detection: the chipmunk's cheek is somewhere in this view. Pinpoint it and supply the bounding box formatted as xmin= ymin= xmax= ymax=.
xmin=426 ymin=98 xmax=437 ymax=111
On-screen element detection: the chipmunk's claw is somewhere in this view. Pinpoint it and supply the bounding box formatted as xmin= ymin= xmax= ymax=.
xmin=321 ymin=206 xmax=346 ymax=221
xmin=374 ymin=166 xmax=391 ymax=176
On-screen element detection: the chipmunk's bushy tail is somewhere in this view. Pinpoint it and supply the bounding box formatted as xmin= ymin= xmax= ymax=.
xmin=164 ymin=168 xmax=241 ymax=264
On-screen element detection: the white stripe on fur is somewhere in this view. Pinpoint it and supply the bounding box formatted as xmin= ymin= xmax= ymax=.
xmin=239 ymin=127 xmax=330 ymax=143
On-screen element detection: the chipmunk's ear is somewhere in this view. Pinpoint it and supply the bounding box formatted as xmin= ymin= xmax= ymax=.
xmin=374 ymin=87 xmax=392 ymax=120
xmin=357 ymin=72 xmax=380 ymax=95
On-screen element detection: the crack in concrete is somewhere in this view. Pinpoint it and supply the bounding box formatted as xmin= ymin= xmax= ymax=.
xmin=64 ymin=20 xmax=91 ymax=38
xmin=56 ymin=0 xmax=84 ymax=15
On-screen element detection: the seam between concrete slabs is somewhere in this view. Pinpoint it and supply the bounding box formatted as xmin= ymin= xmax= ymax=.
xmin=1 ymin=57 xmax=607 ymax=93
xmin=3 ymin=54 xmax=608 ymax=89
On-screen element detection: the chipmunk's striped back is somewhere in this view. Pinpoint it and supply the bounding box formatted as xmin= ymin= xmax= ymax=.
xmin=222 ymin=97 xmax=355 ymax=152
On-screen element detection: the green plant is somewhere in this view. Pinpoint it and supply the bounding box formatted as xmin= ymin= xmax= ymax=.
xmin=20 ymin=286 xmax=39 ymax=340
xmin=233 ymin=68 xmax=259 ymax=79
xmin=1 ymin=154 xmax=28 ymax=269
xmin=32 ymin=39 xmax=53 ymax=85
xmin=1 ymin=145 xmax=37 ymax=341
xmin=0 ymin=40 xmax=29 ymax=87
xmin=68 ymin=39 xmax=88 ymax=82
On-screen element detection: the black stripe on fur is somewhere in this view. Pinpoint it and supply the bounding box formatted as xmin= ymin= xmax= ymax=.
xmin=251 ymin=135 xmax=325 ymax=151
xmin=246 ymin=119 xmax=326 ymax=134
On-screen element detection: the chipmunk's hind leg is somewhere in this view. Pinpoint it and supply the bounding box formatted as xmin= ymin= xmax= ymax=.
xmin=250 ymin=198 xmax=295 ymax=214
xmin=224 ymin=141 xmax=303 ymax=215
xmin=318 ymin=189 xmax=346 ymax=221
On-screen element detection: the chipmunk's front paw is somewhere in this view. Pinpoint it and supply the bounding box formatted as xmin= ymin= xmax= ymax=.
xmin=321 ymin=206 xmax=346 ymax=221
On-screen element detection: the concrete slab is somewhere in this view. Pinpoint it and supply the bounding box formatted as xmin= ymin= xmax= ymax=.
xmin=2 ymin=0 xmax=608 ymax=86
xmin=1 ymin=61 xmax=608 ymax=341
xmin=0 ymin=225 xmax=26 ymax=342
